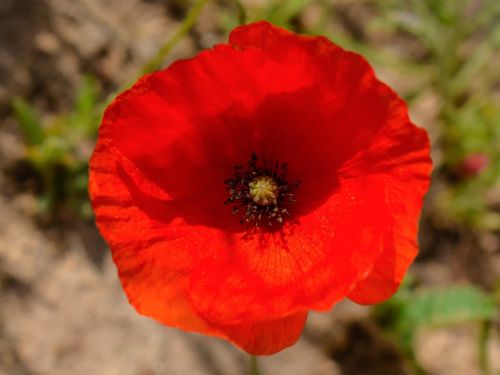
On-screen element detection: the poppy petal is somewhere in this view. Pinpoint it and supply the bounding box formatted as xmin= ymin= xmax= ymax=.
xmin=219 ymin=312 xmax=308 ymax=355
xmin=343 ymin=90 xmax=431 ymax=304
xmin=347 ymin=137 xmax=431 ymax=304
xmin=90 ymin=140 xmax=227 ymax=337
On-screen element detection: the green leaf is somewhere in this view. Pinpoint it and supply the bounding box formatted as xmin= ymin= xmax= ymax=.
xmin=402 ymin=286 xmax=496 ymax=328
xmin=374 ymin=283 xmax=497 ymax=373
xmin=12 ymin=97 xmax=44 ymax=146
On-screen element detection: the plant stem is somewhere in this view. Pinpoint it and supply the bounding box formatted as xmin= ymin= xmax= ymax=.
xmin=479 ymin=320 xmax=492 ymax=375
xmin=249 ymin=355 xmax=265 ymax=375
xmin=141 ymin=0 xmax=210 ymax=74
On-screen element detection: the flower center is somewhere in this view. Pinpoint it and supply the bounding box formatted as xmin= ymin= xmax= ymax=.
xmin=224 ymin=152 xmax=300 ymax=227
xmin=249 ymin=176 xmax=279 ymax=206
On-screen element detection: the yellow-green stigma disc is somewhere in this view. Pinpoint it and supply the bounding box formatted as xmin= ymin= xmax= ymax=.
xmin=249 ymin=176 xmax=279 ymax=206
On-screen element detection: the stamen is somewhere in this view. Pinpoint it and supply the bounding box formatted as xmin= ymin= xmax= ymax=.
xmin=224 ymin=153 xmax=300 ymax=227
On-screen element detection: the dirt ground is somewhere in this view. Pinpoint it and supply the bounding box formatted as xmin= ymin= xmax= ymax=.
xmin=1 ymin=0 xmax=499 ymax=374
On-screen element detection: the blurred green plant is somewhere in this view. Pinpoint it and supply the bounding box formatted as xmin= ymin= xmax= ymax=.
xmin=255 ymin=0 xmax=313 ymax=28
xmin=12 ymin=75 xmax=102 ymax=218
xmin=374 ymin=278 xmax=497 ymax=375
xmin=220 ymin=0 xmax=314 ymax=32
xmin=142 ymin=0 xmax=210 ymax=74
xmin=10 ymin=0 xmax=215 ymax=220
xmin=372 ymin=0 xmax=500 ymax=229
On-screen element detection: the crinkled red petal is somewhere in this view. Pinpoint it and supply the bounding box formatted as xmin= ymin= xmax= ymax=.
xmin=219 ymin=312 xmax=308 ymax=355
xmin=89 ymin=140 xmax=221 ymax=335
xmin=337 ymin=68 xmax=432 ymax=304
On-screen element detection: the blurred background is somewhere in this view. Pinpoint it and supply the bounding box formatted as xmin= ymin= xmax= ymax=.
xmin=0 ymin=0 xmax=499 ymax=374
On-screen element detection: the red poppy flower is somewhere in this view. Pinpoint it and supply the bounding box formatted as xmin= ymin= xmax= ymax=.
xmin=89 ymin=21 xmax=432 ymax=355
